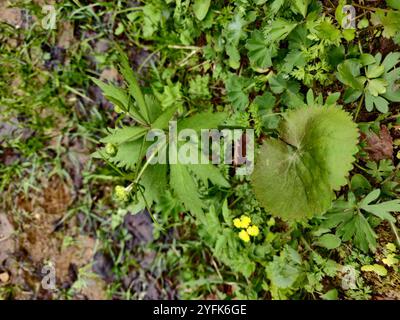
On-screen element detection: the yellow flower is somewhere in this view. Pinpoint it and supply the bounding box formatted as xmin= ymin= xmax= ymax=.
xmin=233 ymin=218 xmax=242 ymax=228
xmin=247 ymin=225 xmax=260 ymax=237
xmin=240 ymin=215 xmax=251 ymax=228
xmin=238 ymin=230 xmax=250 ymax=242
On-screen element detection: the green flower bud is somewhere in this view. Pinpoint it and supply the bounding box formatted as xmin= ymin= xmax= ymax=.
xmin=105 ymin=143 xmax=117 ymax=156
xmin=114 ymin=185 xmax=129 ymax=202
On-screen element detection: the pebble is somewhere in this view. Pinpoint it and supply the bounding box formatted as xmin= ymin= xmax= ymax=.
xmin=0 ymin=272 xmax=10 ymax=283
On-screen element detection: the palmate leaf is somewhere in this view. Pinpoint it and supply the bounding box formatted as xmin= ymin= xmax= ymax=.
xmin=251 ymin=106 xmax=359 ymax=220
xmin=188 ymin=164 xmax=230 ymax=188
xmin=141 ymin=164 xmax=167 ymax=205
xmin=322 ymin=199 xmax=378 ymax=253
xmin=178 ymin=111 xmax=227 ymax=131
xmin=246 ymin=30 xmax=276 ymax=70
xmin=170 ymin=163 xmax=204 ymax=216
xmin=100 ymin=126 xmax=147 ymax=144
xmin=264 ymin=19 xmax=298 ymax=43
xmin=118 ymin=50 xmax=150 ymax=123
xmin=225 ymin=75 xmax=250 ymax=111
xmin=107 ymin=140 xmax=147 ymax=170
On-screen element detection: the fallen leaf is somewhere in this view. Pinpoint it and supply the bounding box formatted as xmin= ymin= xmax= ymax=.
xmin=0 ymin=214 xmax=15 ymax=264
xmin=364 ymin=126 xmax=393 ymax=161
xmin=57 ymin=21 xmax=75 ymax=49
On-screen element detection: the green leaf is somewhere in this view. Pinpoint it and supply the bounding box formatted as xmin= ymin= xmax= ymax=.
xmin=336 ymin=60 xmax=364 ymax=90
xmin=268 ymin=74 xmax=304 ymax=109
xmin=351 ymin=174 xmax=372 ymax=194
xmin=193 ymin=0 xmax=211 ymax=21
xmin=314 ymin=20 xmax=341 ymax=42
xmin=170 ymin=163 xmax=204 ymax=216
xmin=188 ymin=164 xmax=230 ymax=188
xmin=366 ymin=65 xmax=385 ymax=79
xmin=151 ymin=105 xmax=177 ymax=130
xmin=108 ymin=140 xmax=146 ymax=170
xmin=325 ymin=92 xmax=341 ymax=106
xmin=141 ymin=164 xmax=167 ymax=205
xmin=371 ymin=9 xmax=400 ymax=39
xmin=382 ymin=52 xmax=400 ymax=71
xmin=91 ymin=78 xmax=129 ymax=110
xmin=225 ymin=44 xmax=241 ymax=70
xmin=101 ymin=127 xmax=147 ymax=144
xmin=342 ymin=29 xmax=355 ymax=42
xmin=264 ymin=19 xmax=298 ymax=44
xmin=343 ymin=88 xmax=363 ymax=103
xmin=360 ymin=54 xmax=376 ymax=66
xmin=361 ymin=264 xmax=387 ymax=276
xmin=290 ymin=0 xmax=309 ymax=17
xmin=383 ymin=68 xmax=400 ymax=102
xmin=158 ymin=81 xmax=183 ymax=109
xmin=359 ymin=190 xmax=398 ymax=223
xmin=366 ymin=78 xmax=388 ymax=97
xmin=225 ymin=14 xmax=247 ymax=45
xmin=145 ymin=94 xmax=162 ymax=123
xmin=178 ymin=111 xmax=226 ymax=132
xmin=316 ymin=234 xmax=342 ymax=249
xmin=225 ymin=75 xmax=250 ymax=110
xmin=270 ymin=0 xmax=285 ymax=16
xmin=321 ymin=289 xmax=338 ymax=300
xmin=118 ymin=50 xmax=150 ymax=123
xmin=246 ymin=30 xmax=276 ymax=69
xmin=323 ymin=202 xmax=377 ymax=253
xmin=266 ymin=246 xmax=303 ymax=289
xmin=252 ymin=106 xmax=359 ymax=219
xmin=373 ymin=96 xmax=389 ymax=113
xmin=387 ymin=0 xmax=400 ymax=9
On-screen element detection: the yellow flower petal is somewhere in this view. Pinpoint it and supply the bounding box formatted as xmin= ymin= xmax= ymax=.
xmin=240 ymin=215 xmax=251 ymax=229
xmin=238 ymin=230 xmax=250 ymax=242
xmin=247 ymin=225 xmax=260 ymax=237
xmin=233 ymin=218 xmax=242 ymax=228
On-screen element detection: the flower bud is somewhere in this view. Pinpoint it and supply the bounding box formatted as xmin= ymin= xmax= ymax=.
xmin=105 ymin=143 xmax=117 ymax=156
xmin=114 ymin=185 xmax=129 ymax=202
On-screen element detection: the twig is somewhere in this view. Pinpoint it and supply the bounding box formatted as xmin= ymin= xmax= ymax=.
xmin=352 ymin=4 xmax=390 ymax=13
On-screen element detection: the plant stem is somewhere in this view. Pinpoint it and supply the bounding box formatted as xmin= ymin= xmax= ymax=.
xmin=301 ymin=236 xmax=313 ymax=252
xmin=352 ymin=4 xmax=390 ymax=13
xmin=354 ymin=94 xmax=364 ymax=121
xmin=389 ymin=221 xmax=400 ymax=248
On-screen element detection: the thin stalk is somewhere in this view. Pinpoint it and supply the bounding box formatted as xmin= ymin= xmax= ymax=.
xmin=354 ymin=94 xmax=364 ymax=121
xmin=301 ymin=236 xmax=314 ymax=252
xmin=389 ymin=221 xmax=400 ymax=248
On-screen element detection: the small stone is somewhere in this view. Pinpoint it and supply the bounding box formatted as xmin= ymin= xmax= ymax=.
xmin=0 ymin=272 xmax=10 ymax=283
